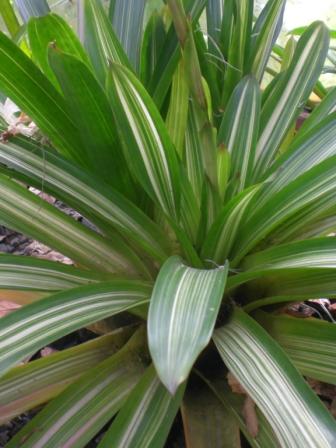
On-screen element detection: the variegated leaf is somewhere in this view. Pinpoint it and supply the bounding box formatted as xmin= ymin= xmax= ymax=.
xmin=99 ymin=365 xmax=185 ymax=447
xmin=0 ymin=328 xmax=134 ymax=422
xmin=6 ymin=329 xmax=148 ymax=448
xmin=255 ymin=311 xmax=336 ymax=385
xmin=107 ymin=63 xmax=181 ymax=220
xmin=253 ymin=21 xmax=330 ymax=180
xmin=218 ymin=75 xmax=260 ymax=197
xmin=214 ymin=308 xmax=336 ymax=448
xmin=0 ymin=281 xmax=151 ymax=377
xmin=148 ymin=256 xmax=228 ymax=393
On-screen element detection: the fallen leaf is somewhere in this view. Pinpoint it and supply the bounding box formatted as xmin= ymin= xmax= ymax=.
xmin=228 ymin=372 xmax=259 ymax=437
xmin=40 ymin=347 xmax=58 ymax=357
xmin=242 ymin=395 xmax=259 ymax=438
xmin=0 ymin=300 xmax=21 ymax=317
xmin=227 ymin=372 xmax=246 ymax=394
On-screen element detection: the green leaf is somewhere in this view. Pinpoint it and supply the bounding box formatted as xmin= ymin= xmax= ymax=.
xmin=109 ymin=0 xmax=146 ymax=70
xmin=148 ymin=255 xmax=228 ymax=393
xmin=107 ymin=63 xmax=181 ymax=220
xmin=242 ymin=237 xmax=336 ymax=271
xmin=0 ymin=30 xmax=85 ymax=165
xmin=140 ymin=10 xmax=166 ymax=86
xmin=247 ymin=0 xmax=285 ymax=82
xmin=48 ymin=46 xmax=134 ymax=193
xmin=175 ymin=181 xmax=202 ymax=258
xmin=253 ymin=21 xmax=330 ymax=180
xmin=166 ymin=58 xmax=189 ymax=155
xmin=202 ymin=186 xmax=260 ymax=264
xmin=6 ymin=329 xmax=148 ymax=448
xmin=28 ymin=13 xmax=90 ymax=89
xmin=217 ymin=143 xmax=230 ymax=200
xmin=255 ymin=311 xmax=336 ymax=385
xmin=181 ymin=380 xmax=241 ymax=448
xmin=0 ymin=328 xmax=134 ymax=423
xmin=0 ymin=280 xmax=151 ymax=377
xmin=99 ymin=365 xmax=185 ymax=448
xmin=221 ymin=0 xmax=253 ymax=106
xmin=0 ymin=138 xmax=170 ymax=263
xmin=213 ymin=307 xmax=336 ymax=447
xmin=228 ymin=238 xmax=336 ymax=296
xmin=79 ymin=0 xmax=132 ymax=86
xmin=175 ymin=18 xmax=217 ymax=188
xmin=0 ymin=254 xmax=108 ymax=292
xmin=184 ymin=103 xmax=206 ymax=205
xmin=299 ymin=87 xmax=336 ymax=136
xmin=15 ymin=0 xmax=49 ymax=22
xmin=262 ymin=112 xmax=336 ymax=197
xmin=206 ymin=0 xmax=224 ymax=48
xmin=289 ymin=26 xmax=336 ymax=39
xmin=194 ymin=26 xmax=221 ymax=115
xmin=201 ymin=376 xmax=279 ymax=448
xmin=218 ymin=75 xmax=260 ymax=197
xmin=231 ymin=156 xmax=336 ymax=265
xmin=148 ymin=0 xmax=207 ymax=108
xmin=219 ymin=0 xmax=234 ymax=62
xmin=280 ymin=36 xmax=297 ymax=71
xmin=0 ymin=173 xmax=147 ymax=277
xmin=0 ymin=0 xmax=20 ymax=38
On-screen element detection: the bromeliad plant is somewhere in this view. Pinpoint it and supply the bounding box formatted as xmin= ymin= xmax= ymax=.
xmin=0 ymin=0 xmax=335 ymax=446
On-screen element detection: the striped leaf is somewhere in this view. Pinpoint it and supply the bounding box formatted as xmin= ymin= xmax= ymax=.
xmin=247 ymin=0 xmax=286 ymax=82
xmin=218 ymin=76 xmax=261 ymax=197
xmin=107 ymin=63 xmax=181 ymax=220
xmin=213 ymin=308 xmax=336 ymax=448
xmin=79 ymin=0 xmax=131 ymax=86
xmin=262 ymin=112 xmax=336 ymax=198
xmin=178 ymin=21 xmax=218 ymax=188
xmin=148 ymin=256 xmax=228 ymax=393
xmin=14 ymin=0 xmax=49 ymax=22
xmin=6 ymin=329 xmax=148 ymax=448
xmin=166 ymin=59 xmax=189 ymax=156
xmin=221 ymin=0 xmax=253 ymax=106
xmin=0 ymin=280 xmax=151 ymax=377
xmin=148 ymin=0 xmax=207 ymax=108
xmin=242 ymin=238 xmax=336 ymax=271
xmin=0 ymin=254 xmax=108 ymax=292
xmin=217 ymin=143 xmax=231 ymax=200
xmin=0 ymin=30 xmax=84 ymax=164
xmin=0 ymin=138 xmax=170 ymax=263
xmin=99 ymin=365 xmax=185 ymax=448
xmin=243 ymin=269 xmax=336 ymax=310
xmin=0 ymin=328 xmax=134 ymax=423
xmin=202 ymin=186 xmax=260 ymax=264
xmin=48 ymin=46 xmax=133 ymax=193
xmin=184 ymin=102 xmax=206 ymax=205
xmin=228 ymin=238 xmax=336 ymax=296
xmin=0 ymin=173 xmax=147 ymax=277
xmin=299 ymin=87 xmax=336 ymax=136
xmin=255 ymin=311 xmax=336 ymax=385
xmin=253 ymin=21 xmax=330 ymax=180
xmin=231 ymin=155 xmax=336 ymax=265
xmin=109 ymin=0 xmax=146 ymax=70
xmin=289 ymin=26 xmax=336 ymax=39
xmin=28 ymin=14 xmax=90 ymax=89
